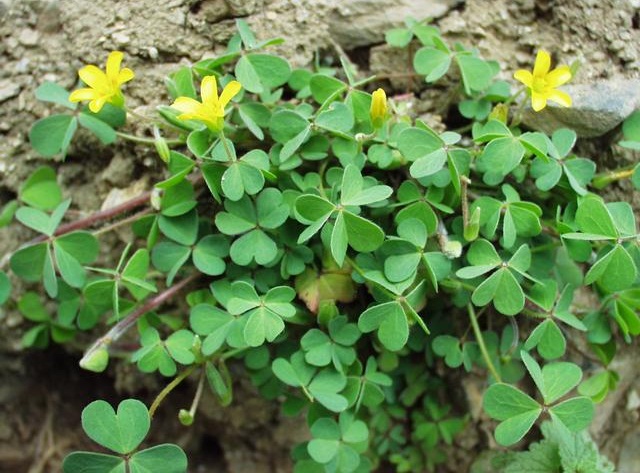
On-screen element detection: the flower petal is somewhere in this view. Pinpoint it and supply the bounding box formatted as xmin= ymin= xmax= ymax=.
xmin=200 ymin=76 xmax=219 ymax=107
xmin=106 ymin=51 xmax=124 ymax=81
xmin=545 ymin=66 xmax=572 ymax=88
xmin=172 ymin=96 xmax=207 ymax=116
xmin=531 ymin=92 xmax=547 ymax=112
xmin=547 ymin=89 xmax=572 ymax=108
xmin=89 ymin=97 xmax=108 ymax=113
xmin=78 ymin=65 xmax=109 ymax=92
xmin=513 ymin=69 xmax=533 ymax=88
xmin=219 ymin=81 xmax=242 ymax=109
xmin=69 ymin=88 xmax=98 ymax=102
xmin=370 ymin=88 xmax=387 ymax=121
xmin=533 ymin=50 xmax=551 ymax=77
xmin=117 ymin=67 xmax=135 ymax=85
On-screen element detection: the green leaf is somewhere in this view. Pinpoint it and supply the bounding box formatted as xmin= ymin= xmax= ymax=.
xmin=358 ymin=301 xmax=408 ymax=351
xmin=151 ymin=241 xmax=191 ymax=285
xmin=296 ymin=195 xmax=335 ymax=223
xmin=549 ymin=397 xmax=594 ymax=432
xmin=564 ymin=158 xmax=595 ymax=195
xmin=483 ymin=383 xmax=541 ymax=446
xmin=0 ymin=200 xmax=18 ymax=227
xmin=222 ymin=161 xmax=264 ymax=201
xmin=243 ymin=306 xmax=286 ymax=346
xmin=476 ymin=137 xmax=525 ymax=184
xmin=239 ymin=102 xmax=269 ymax=140
xmin=230 ymin=229 xmax=278 ymax=266
xmin=10 ymin=243 xmax=48 ymax=282
xmin=385 ymin=28 xmax=413 ymax=47
xmin=410 ymin=148 xmax=447 ymax=178
xmin=35 ymin=81 xmax=76 ymax=110
xmin=272 ymin=352 xmax=315 ymax=388
xmin=190 ymin=304 xmax=235 ymax=355
xmin=413 ymin=47 xmax=451 ymax=82
xmin=129 ymin=444 xmax=188 ymax=473
xmin=308 ymin=370 xmax=348 ymax=412
xmin=456 ymin=54 xmax=493 ymax=93
xmin=331 ymin=212 xmax=349 ymax=267
xmin=56 ymin=231 xmax=100 ymax=264
xmin=540 ymin=362 xmax=583 ymax=404
xmin=15 ymin=206 xmax=54 ymax=236
xmin=309 ymin=74 xmax=347 ymax=104
xmin=397 ymin=127 xmax=442 ymax=161
xmin=432 ymin=335 xmax=464 ymax=368
xmin=79 ymin=113 xmax=117 ymax=144
xmin=316 ymin=102 xmax=354 ymax=134
xmin=192 ymin=235 xmax=228 ymax=276
xmin=165 ymin=330 xmax=196 ymax=364
xmin=29 ymin=114 xmax=77 ymax=158
xmin=269 ymin=110 xmax=309 ymax=144
xmin=525 ymin=319 xmax=566 ymax=360
xmin=235 ymin=54 xmax=291 ymax=94
xmin=343 ymin=211 xmax=385 ymax=253
xmin=165 ymin=66 xmax=196 ymax=100
xmin=584 ymin=244 xmax=636 ymax=292
xmin=0 ymin=271 xmax=10 ymax=305
xmin=158 ymin=209 xmax=198 ymax=246
xmin=54 ymin=242 xmax=87 ymax=288
xmin=63 ymin=452 xmax=125 ymax=473
xmin=19 ymin=166 xmax=62 ymax=211
xmin=472 ymin=268 xmax=524 ymax=316
xmin=575 ymin=196 xmax=618 ymax=238
xmin=18 ymin=292 xmax=49 ymax=322
xmin=81 ymin=399 xmax=150 ymax=454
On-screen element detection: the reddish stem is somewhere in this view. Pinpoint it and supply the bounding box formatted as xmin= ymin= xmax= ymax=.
xmin=80 ymin=273 xmax=199 ymax=367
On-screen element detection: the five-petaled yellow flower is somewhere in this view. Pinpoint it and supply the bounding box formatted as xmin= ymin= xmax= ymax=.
xmin=69 ymin=51 xmax=134 ymax=113
xmin=171 ymin=76 xmax=241 ymax=132
xmin=370 ymin=88 xmax=388 ymax=128
xmin=514 ymin=50 xmax=572 ymax=112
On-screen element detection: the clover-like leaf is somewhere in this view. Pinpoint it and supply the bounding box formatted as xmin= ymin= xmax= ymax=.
xmin=81 ymin=399 xmax=150 ymax=455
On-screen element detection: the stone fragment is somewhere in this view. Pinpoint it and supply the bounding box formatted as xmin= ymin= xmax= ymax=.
xmin=619 ymin=427 xmax=640 ymax=473
xmin=521 ymin=79 xmax=640 ymax=137
xmin=328 ymin=0 xmax=462 ymax=48
xmin=0 ymin=80 xmax=20 ymax=103
xmin=18 ymin=28 xmax=39 ymax=46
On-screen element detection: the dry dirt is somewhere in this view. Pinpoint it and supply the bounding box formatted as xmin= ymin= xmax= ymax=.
xmin=0 ymin=0 xmax=639 ymax=472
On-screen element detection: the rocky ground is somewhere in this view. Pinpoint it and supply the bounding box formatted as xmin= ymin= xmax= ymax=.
xmin=0 ymin=0 xmax=639 ymax=471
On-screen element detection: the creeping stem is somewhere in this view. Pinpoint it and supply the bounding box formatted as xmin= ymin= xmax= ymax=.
xmin=79 ymin=273 xmax=200 ymax=368
xmin=467 ymin=304 xmax=503 ymax=383
xmin=149 ymin=365 xmax=197 ymax=418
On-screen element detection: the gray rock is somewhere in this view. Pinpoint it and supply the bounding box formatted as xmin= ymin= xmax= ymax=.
xmin=328 ymin=0 xmax=462 ymax=48
xmin=18 ymin=28 xmax=39 ymax=46
xmin=619 ymin=426 xmax=640 ymax=473
xmin=521 ymin=79 xmax=640 ymax=137
xmin=0 ymin=80 xmax=20 ymax=103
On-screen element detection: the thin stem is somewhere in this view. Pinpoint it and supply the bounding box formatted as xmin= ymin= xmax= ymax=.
xmin=80 ymin=273 xmax=199 ymax=368
xmin=149 ymin=365 xmax=197 ymax=418
xmin=116 ymin=131 xmax=184 ymax=146
xmin=592 ymin=165 xmax=636 ymax=189
xmin=188 ymin=368 xmax=206 ymax=418
xmin=92 ymin=208 xmax=153 ymax=236
xmin=219 ymin=347 xmax=248 ymax=361
xmin=218 ymin=130 xmax=236 ymax=162
xmin=461 ymin=176 xmax=470 ymax=228
xmin=467 ymin=304 xmax=502 ymax=382
xmin=402 ymin=302 xmax=430 ymax=335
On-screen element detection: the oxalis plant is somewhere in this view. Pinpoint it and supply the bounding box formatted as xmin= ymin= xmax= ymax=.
xmin=1 ymin=17 xmax=638 ymax=472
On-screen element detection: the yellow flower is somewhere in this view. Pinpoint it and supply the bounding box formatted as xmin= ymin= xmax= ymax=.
xmin=514 ymin=50 xmax=572 ymax=112
xmin=69 ymin=51 xmax=134 ymax=113
xmin=171 ymin=76 xmax=241 ymax=132
xmin=370 ymin=88 xmax=388 ymax=128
